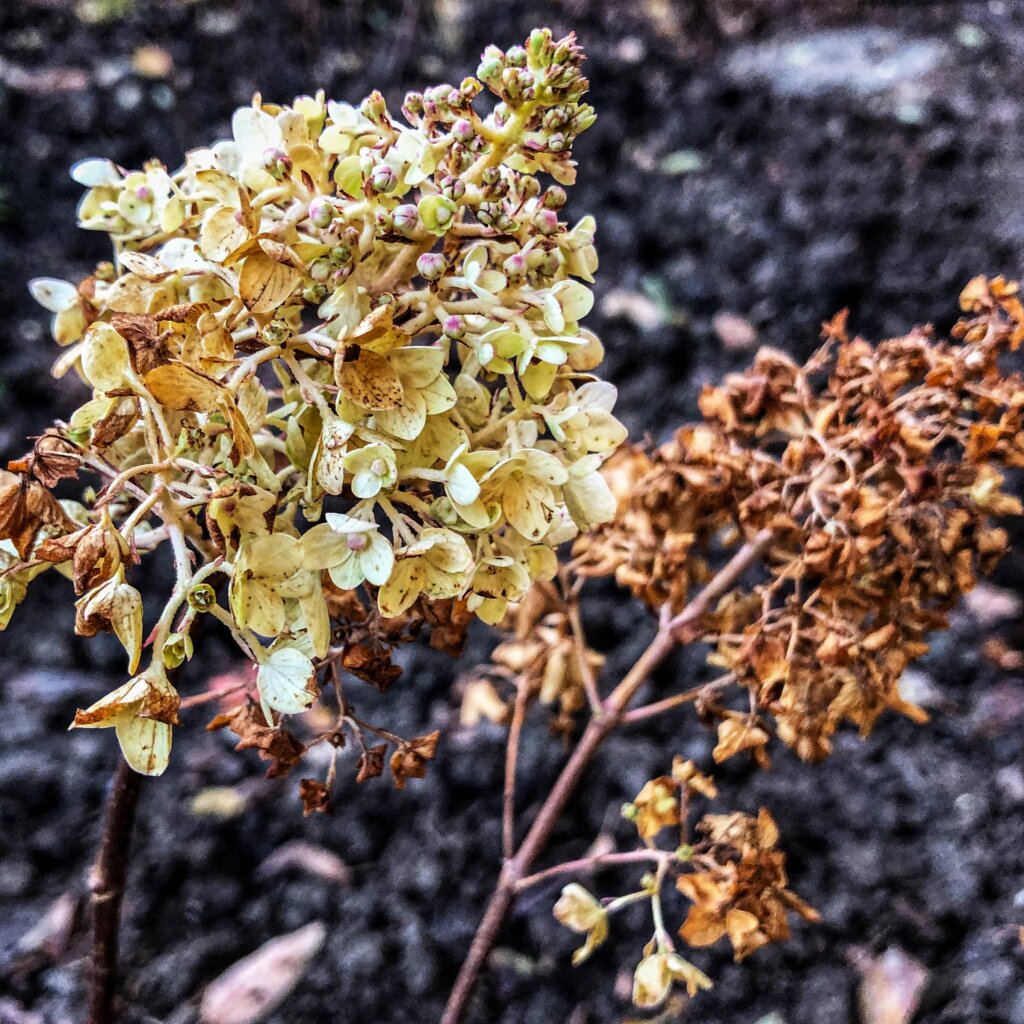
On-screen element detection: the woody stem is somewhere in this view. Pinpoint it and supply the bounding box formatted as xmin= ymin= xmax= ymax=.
xmin=88 ymin=759 xmax=143 ymax=1024
xmin=439 ymin=529 xmax=774 ymax=1024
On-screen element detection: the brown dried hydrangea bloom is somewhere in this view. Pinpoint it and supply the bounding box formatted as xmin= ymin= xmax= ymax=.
xmin=577 ymin=276 xmax=1024 ymax=761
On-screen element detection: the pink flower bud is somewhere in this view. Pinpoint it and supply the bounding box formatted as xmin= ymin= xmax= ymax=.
xmin=416 ymin=252 xmax=446 ymax=281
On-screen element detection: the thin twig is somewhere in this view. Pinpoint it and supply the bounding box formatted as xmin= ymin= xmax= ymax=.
xmin=89 ymin=760 xmax=143 ymax=1024
xmin=620 ymin=673 xmax=736 ymax=726
xmin=439 ymin=528 xmax=775 ymax=1024
xmin=563 ymin=578 xmax=602 ymax=714
xmin=514 ymin=849 xmax=669 ymax=893
xmin=502 ymin=676 xmax=530 ymax=861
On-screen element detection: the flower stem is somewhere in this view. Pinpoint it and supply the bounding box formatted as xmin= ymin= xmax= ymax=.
xmin=439 ymin=529 xmax=774 ymax=1024
xmin=88 ymin=759 xmax=143 ymax=1024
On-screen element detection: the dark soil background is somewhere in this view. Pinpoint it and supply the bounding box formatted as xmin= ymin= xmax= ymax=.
xmin=3 ymin=1 xmax=1024 ymax=1023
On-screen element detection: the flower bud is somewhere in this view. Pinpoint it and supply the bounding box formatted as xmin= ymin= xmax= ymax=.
xmin=547 ymin=132 xmax=568 ymax=153
xmin=503 ymin=252 xmax=528 ymax=282
xmin=440 ymin=175 xmax=466 ymax=201
xmin=309 ymin=258 xmax=332 ymax=282
xmin=536 ymin=248 xmax=563 ymax=276
xmin=392 ymin=204 xmax=419 ymax=236
xmin=475 ymin=202 xmax=499 ymax=227
xmin=416 ymin=252 xmax=447 ymax=281
xmin=519 ymin=175 xmax=542 ymax=200
xmin=481 ymin=167 xmax=501 ymax=187
xmin=452 ymin=118 xmax=475 ymax=143
xmin=360 ymin=89 xmax=387 ymax=123
xmin=528 ymin=28 xmax=552 ymax=62
xmin=329 ymin=244 xmax=352 ymax=265
xmin=442 ymin=315 xmax=466 ymax=339
xmin=308 ymin=196 xmax=335 ymax=228
xmin=477 ymin=58 xmax=502 ymax=84
xmin=543 ymin=105 xmax=571 ymax=131
xmin=542 ymin=185 xmax=567 ymax=210
xmin=403 ymin=91 xmax=424 ymax=120
xmin=505 ymin=45 xmax=527 ymax=67
xmin=303 ymin=283 xmax=327 ymax=303
xmin=533 ymin=208 xmax=560 ymax=236
xmin=369 ymin=164 xmax=397 ymax=194
xmin=261 ymin=147 xmax=291 ymax=180
xmin=460 ymin=76 xmax=482 ymax=100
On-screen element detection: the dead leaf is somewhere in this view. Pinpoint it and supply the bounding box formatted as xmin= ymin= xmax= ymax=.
xmin=256 ymin=841 xmax=350 ymax=886
xmin=144 ymin=362 xmax=225 ymax=412
xmin=857 ymin=947 xmax=929 ymax=1024
xmin=334 ymin=347 xmax=404 ymax=411
xmin=239 ymin=250 xmax=302 ymax=313
xmin=199 ymin=922 xmax=327 ymax=1024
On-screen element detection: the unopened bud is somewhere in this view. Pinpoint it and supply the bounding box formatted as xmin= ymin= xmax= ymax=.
xmin=416 ymin=252 xmax=447 ymax=281
xmin=440 ymin=175 xmax=466 ymax=201
xmin=261 ymin=147 xmax=291 ymax=179
xmin=392 ymin=204 xmax=419 ymax=236
xmin=533 ymin=208 xmax=560 ymax=236
xmin=308 ymin=196 xmax=335 ymax=228
xmin=442 ymin=315 xmax=466 ymax=339
xmin=370 ymin=164 xmax=397 ymax=194
xmin=477 ymin=58 xmax=502 ymax=83
xmin=309 ymin=258 xmax=332 ymax=282
xmin=505 ymin=45 xmax=527 ymax=67
xmin=452 ymin=118 xmax=475 ymax=143
xmin=503 ymin=252 xmax=528 ymax=281
xmin=360 ymin=89 xmax=387 ymax=122
xmin=542 ymin=185 xmax=567 ymax=209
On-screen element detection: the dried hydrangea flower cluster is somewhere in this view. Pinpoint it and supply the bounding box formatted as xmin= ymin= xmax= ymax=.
xmin=3 ymin=29 xmax=625 ymax=776
xmin=552 ymin=757 xmax=817 ymax=1011
xmin=576 ymin=276 xmax=1024 ymax=762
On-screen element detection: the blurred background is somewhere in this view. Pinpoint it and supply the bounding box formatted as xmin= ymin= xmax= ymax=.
xmin=2 ymin=2 xmax=1024 ymax=1023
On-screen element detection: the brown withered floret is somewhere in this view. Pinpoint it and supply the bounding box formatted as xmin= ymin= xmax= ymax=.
xmin=577 ymin=277 xmax=1024 ymax=762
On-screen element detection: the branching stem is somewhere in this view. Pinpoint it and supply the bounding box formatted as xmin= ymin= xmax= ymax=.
xmin=439 ymin=528 xmax=773 ymax=1024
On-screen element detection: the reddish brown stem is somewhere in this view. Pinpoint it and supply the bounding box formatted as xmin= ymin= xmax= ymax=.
xmin=502 ymin=677 xmax=530 ymax=861
xmin=440 ymin=529 xmax=774 ymax=1024
xmin=89 ymin=759 xmax=143 ymax=1024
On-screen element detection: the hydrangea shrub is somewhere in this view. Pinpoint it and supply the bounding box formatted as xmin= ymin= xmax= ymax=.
xmin=9 ymin=29 xmax=623 ymax=776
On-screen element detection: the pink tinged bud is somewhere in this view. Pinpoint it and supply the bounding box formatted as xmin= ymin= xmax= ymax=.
xmin=440 ymin=175 xmax=466 ymax=200
xmin=370 ymin=459 xmax=387 ymax=477
xmin=442 ymin=315 xmax=466 ymax=339
xmin=370 ymin=165 xmax=397 ymax=193
xmin=452 ymin=118 xmax=474 ymax=143
xmin=417 ymin=252 xmax=447 ymax=281
xmin=534 ymin=209 xmax=560 ymax=236
xmin=135 ymin=185 xmax=153 ymax=201
xmin=309 ymin=197 xmax=334 ymax=228
xmin=392 ymin=204 xmax=419 ymax=236
xmin=234 ymin=211 xmax=246 ymax=225
xmin=503 ymin=252 xmax=528 ymax=278
xmin=346 ymin=534 xmax=369 ymax=552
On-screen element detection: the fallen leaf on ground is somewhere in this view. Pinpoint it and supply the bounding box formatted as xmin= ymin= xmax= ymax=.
xmin=857 ymin=947 xmax=928 ymax=1024
xmin=199 ymin=921 xmax=327 ymax=1024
